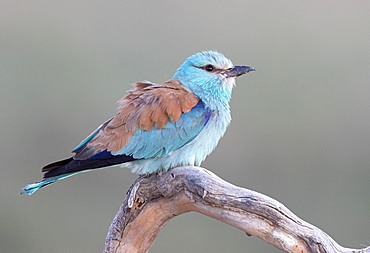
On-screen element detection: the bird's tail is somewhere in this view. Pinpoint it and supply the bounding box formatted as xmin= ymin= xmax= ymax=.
xmin=21 ymin=153 xmax=135 ymax=195
xmin=20 ymin=172 xmax=80 ymax=195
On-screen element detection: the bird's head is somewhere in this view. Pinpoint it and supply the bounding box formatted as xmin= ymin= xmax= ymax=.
xmin=173 ymin=51 xmax=255 ymax=107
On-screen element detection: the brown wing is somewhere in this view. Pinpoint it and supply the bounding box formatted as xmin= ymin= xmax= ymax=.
xmin=76 ymin=79 xmax=199 ymax=157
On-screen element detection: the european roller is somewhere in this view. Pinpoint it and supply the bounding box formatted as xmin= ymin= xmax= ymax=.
xmin=21 ymin=51 xmax=255 ymax=195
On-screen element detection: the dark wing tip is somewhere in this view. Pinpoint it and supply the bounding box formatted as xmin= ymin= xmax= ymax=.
xmin=41 ymin=157 xmax=74 ymax=172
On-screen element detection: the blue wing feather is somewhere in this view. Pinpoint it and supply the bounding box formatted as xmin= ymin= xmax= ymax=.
xmin=113 ymin=100 xmax=211 ymax=159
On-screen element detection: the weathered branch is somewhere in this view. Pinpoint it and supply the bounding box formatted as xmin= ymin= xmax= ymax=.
xmin=103 ymin=166 xmax=369 ymax=253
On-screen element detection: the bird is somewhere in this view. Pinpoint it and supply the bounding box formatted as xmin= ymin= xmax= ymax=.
xmin=21 ymin=51 xmax=255 ymax=195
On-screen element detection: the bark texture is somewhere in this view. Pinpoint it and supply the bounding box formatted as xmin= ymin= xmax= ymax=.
xmin=104 ymin=166 xmax=369 ymax=253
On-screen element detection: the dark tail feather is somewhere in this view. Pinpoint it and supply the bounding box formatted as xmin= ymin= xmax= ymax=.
xmin=43 ymin=155 xmax=135 ymax=178
xmin=21 ymin=154 xmax=135 ymax=195
xmin=42 ymin=157 xmax=74 ymax=172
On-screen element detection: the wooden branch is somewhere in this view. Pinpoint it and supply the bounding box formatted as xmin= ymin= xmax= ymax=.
xmin=103 ymin=166 xmax=369 ymax=253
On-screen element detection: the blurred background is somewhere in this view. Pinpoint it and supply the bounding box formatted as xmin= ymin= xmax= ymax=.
xmin=1 ymin=1 xmax=369 ymax=252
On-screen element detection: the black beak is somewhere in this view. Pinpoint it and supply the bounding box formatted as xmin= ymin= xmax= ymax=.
xmin=226 ymin=65 xmax=256 ymax=78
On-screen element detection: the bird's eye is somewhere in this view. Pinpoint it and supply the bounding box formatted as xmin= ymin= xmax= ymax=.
xmin=204 ymin=65 xmax=214 ymax=72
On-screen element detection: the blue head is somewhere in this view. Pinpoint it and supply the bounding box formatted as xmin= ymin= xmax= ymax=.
xmin=173 ymin=51 xmax=255 ymax=109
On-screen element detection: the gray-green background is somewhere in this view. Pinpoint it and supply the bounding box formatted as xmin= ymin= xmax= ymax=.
xmin=1 ymin=1 xmax=369 ymax=252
